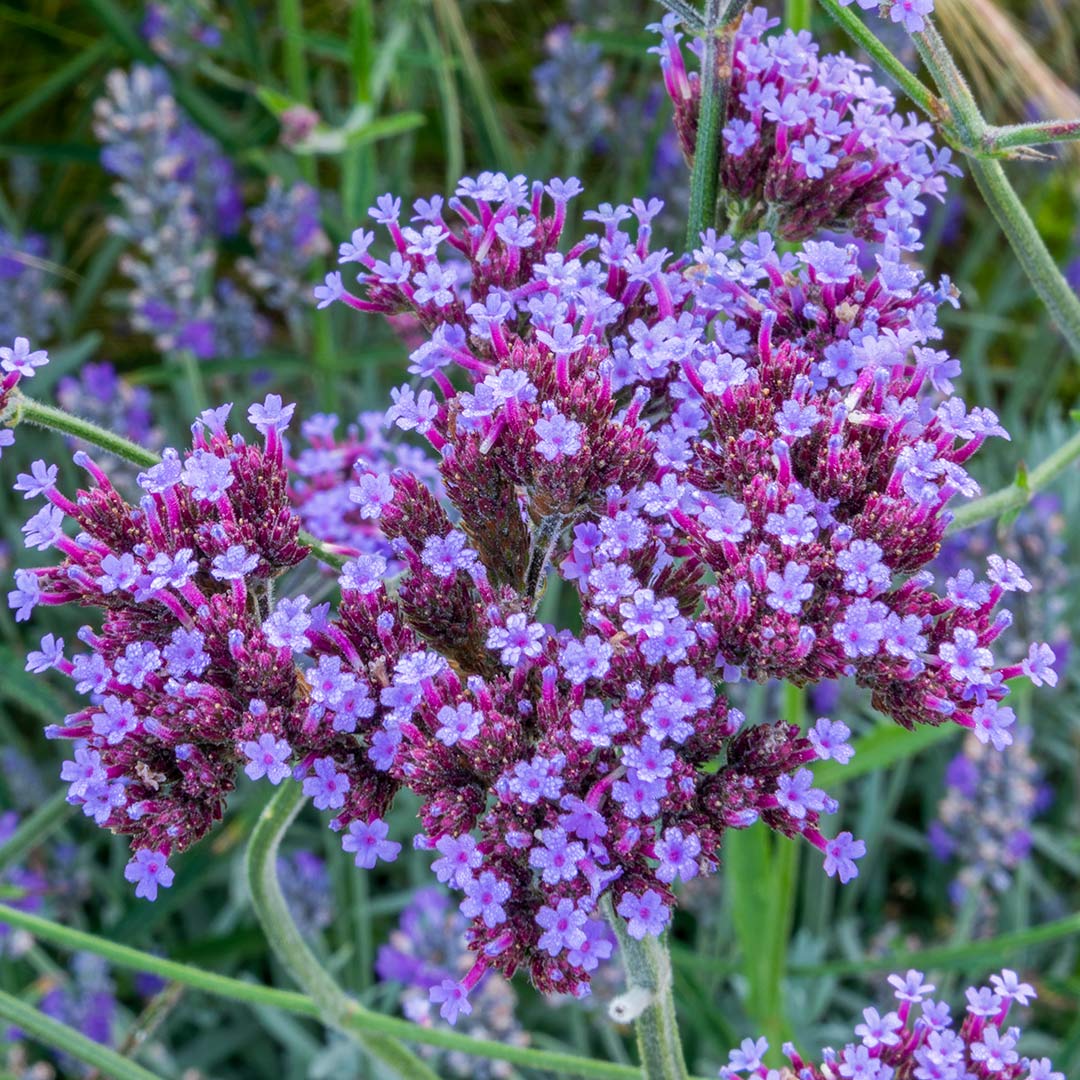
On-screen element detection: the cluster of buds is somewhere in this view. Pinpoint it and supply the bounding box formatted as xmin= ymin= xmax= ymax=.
xmin=0 ymin=337 xmax=50 ymax=459
xmin=8 ymin=390 xmax=333 ymax=896
xmin=719 ymin=968 xmax=1060 ymax=1080
xmin=652 ymin=8 xmax=958 ymax=247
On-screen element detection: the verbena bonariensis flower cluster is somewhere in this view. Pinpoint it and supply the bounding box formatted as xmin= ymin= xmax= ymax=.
xmin=929 ymin=728 xmax=1046 ymax=918
xmin=652 ymin=8 xmax=958 ymax=248
xmin=8 ymin=144 xmax=1058 ymax=1020
xmin=4 ymin=20 xmax=1058 ymax=1026
xmin=719 ymin=969 xmax=1060 ymax=1080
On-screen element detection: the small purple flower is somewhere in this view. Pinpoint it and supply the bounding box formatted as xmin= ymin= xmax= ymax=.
xmin=432 ymin=833 xmax=481 ymax=887
xmin=263 ymin=595 xmax=312 ymax=652
xmin=970 ymin=700 xmax=1015 ymax=751
xmin=302 ymin=757 xmax=350 ymax=810
xmin=241 ymin=733 xmax=291 ymax=784
xmin=14 ymin=460 xmax=58 ymax=499
xmin=124 ymin=849 xmax=175 ymax=901
xmin=420 ymin=531 xmax=478 ymax=578
xmin=248 ymin=393 xmax=296 ymax=434
xmin=91 ymin=696 xmax=140 ymax=745
xmin=435 ymin=701 xmax=482 ymax=746
xmin=429 ymin=978 xmax=472 ymax=1025
xmin=765 ymin=560 xmax=813 ymax=615
xmin=342 ymin=818 xmax=401 ymax=869
xmin=487 ymin=614 xmax=545 ymax=666
xmin=655 ymin=827 xmax=701 ymax=884
xmin=350 ymin=471 xmax=396 ymax=518
xmin=536 ymin=898 xmax=588 ymax=956
xmin=808 ymin=718 xmax=854 ymax=764
xmin=559 ymin=635 xmax=613 ymax=685
xmin=823 ymin=831 xmax=866 ymax=883
xmin=534 ymin=410 xmax=583 ymax=460
xmin=0 ymin=336 xmax=49 ymax=376
xmin=314 ymin=271 xmax=344 ymax=308
xmin=616 ymin=889 xmax=670 ymax=940
xmin=570 ymin=698 xmax=626 ymax=747
xmin=26 ymin=633 xmax=65 ymax=673
xmin=460 ymin=870 xmax=511 ymax=928
xmin=528 ymin=825 xmax=586 ymax=885
xmin=211 ymin=544 xmax=259 ymax=581
xmin=180 ymin=449 xmax=234 ymax=501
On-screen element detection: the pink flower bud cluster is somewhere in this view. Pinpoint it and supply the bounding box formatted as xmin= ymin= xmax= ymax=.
xmin=651 ymin=8 xmax=959 ymax=248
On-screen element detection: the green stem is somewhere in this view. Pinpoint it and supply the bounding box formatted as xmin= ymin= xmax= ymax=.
xmin=981 ymin=118 xmax=1080 ymax=156
xmin=0 ymin=789 xmax=72 ymax=876
xmin=0 ymin=988 xmax=163 ymax=1080
xmin=948 ymin=428 xmax=1080 ymax=533
xmin=685 ymin=0 xmax=724 ymax=248
xmin=815 ymin=0 xmax=944 ymax=121
xmin=0 ymin=903 xmax=651 ymax=1080
xmin=604 ymin=897 xmax=689 ymax=1080
xmin=907 ymin=20 xmax=1080 ymax=357
xmin=246 ymin=784 xmax=438 ymax=1080
xmin=785 ymin=0 xmax=811 ymax=32
xmin=9 ymin=394 xmax=347 ymax=571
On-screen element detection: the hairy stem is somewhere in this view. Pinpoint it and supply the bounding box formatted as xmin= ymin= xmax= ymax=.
xmin=10 ymin=394 xmax=347 ymax=570
xmin=685 ymin=0 xmax=725 ymax=248
xmin=0 ymin=903 xmax=657 ymax=1080
xmin=948 ymin=428 xmax=1080 ymax=533
xmin=907 ymin=20 xmax=1080 ymax=357
xmin=246 ymin=784 xmax=439 ymax=1080
xmin=981 ymin=118 xmax=1080 ymax=156
xmin=604 ymin=897 xmax=689 ymax=1080
xmin=0 ymin=988 xmax=163 ymax=1080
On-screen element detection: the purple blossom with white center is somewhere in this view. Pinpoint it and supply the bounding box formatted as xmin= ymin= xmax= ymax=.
xmin=124 ymin=849 xmax=175 ymax=901
xmin=242 ymin=733 xmax=292 ymax=784
xmin=615 ymin=889 xmax=670 ymax=940
xmin=342 ymin=818 xmax=401 ymax=869
xmin=302 ymin=757 xmax=350 ymax=810
xmin=486 ymin=614 xmax=545 ymax=666
xmin=460 ymin=871 xmax=511 ymax=928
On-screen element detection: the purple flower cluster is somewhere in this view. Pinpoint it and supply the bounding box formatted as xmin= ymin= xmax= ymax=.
xmin=239 ymin=179 xmax=330 ymax=316
xmin=9 ymin=396 xmax=316 ymax=894
xmin=287 ymin=409 xmax=441 ymax=555
xmin=652 ymin=8 xmax=958 ymax=248
xmin=304 ymin=155 xmax=1053 ymax=1016
xmin=93 ymin=64 xmax=261 ymax=360
xmin=719 ymin=968 xmax=1059 ymax=1080
xmin=0 ymin=337 xmax=50 ymax=460
xmin=142 ymin=0 xmax=222 ymax=65
xmin=0 ymin=229 xmax=64 ymax=344
xmin=929 ymin=728 xmax=1047 ymax=918
xmin=376 ymin=887 xmax=529 ymax=1074
xmin=533 ymin=25 xmax=614 ymax=153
